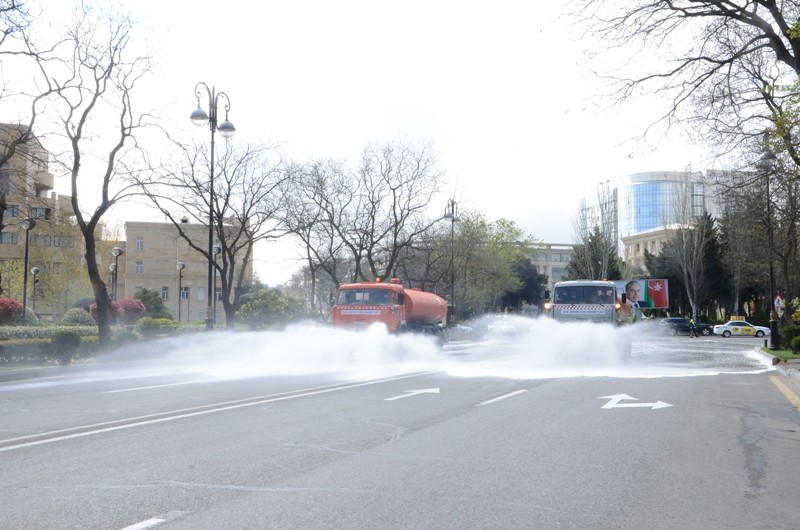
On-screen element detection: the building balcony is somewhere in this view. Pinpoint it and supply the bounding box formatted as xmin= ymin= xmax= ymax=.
xmin=34 ymin=170 xmax=54 ymax=194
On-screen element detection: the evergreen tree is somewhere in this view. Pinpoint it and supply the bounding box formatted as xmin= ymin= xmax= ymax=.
xmin=134 ymin=287 xmax=173 ymax=320
xmin=566 ymin=226 xmax=622 ymax=281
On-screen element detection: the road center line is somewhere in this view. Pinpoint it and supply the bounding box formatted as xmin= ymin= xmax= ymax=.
xmin=119 ymin=518 xmax=165 ymax=530
xmin=0 ymin=371 xmax=440 ymax=453
xmin=477 ymin=389 xmax=526 ymax=406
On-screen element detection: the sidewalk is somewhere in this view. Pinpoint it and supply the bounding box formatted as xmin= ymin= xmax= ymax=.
xmin=767 ymin=355 xmax=800 ymax=387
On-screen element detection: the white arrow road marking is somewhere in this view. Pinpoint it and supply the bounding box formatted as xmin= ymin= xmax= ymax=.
xmin=385 ymin=388 xmax=440 ymax=401
xmin=599 ymin=394 xmax=673 ymax=410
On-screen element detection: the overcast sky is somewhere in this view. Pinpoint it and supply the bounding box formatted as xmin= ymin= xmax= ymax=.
xmin=40 ymin=1 xmax=708 ymax=285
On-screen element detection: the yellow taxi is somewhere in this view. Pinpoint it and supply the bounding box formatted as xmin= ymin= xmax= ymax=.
xmin=713 ymin=319 xmax=770 ymax=338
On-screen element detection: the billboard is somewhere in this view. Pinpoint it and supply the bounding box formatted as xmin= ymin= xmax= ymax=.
xmin=613 ymin=279 xmax=669 ymax=311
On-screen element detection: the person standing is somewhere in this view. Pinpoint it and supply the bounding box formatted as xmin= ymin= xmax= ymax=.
xmin=689 ymin=317 xmax=698 ymax=338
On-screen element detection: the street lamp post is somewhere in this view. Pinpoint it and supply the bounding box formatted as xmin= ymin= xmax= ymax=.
xmin=30 ymin=266 xmax=40 ymax=313
xmin=111 ymin=247 xmax=124 ymax=301
xmin=759 ymin=148 xmax=780 ymax=349
xmin=190 ymin=82 xmax=236 ymax=331
xmin=20 ymin=218 xmax=36 ymax=323
xmin=177 ymin=262 xmax=185 ymax=323
xmin=213 ymin=242 xmax=222 ymax=321
xmin=443 ymin=199 xmax=459 ymax=326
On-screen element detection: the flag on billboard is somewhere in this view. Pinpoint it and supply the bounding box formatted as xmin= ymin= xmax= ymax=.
xmin=645 ymin=279 xmax=669 ymax=308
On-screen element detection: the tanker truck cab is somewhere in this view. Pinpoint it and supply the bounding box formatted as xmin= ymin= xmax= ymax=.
xmin=331 ymin=278 xmax=447 ymax=340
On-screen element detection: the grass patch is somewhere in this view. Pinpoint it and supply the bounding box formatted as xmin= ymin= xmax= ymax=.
xmin=762 ymin=347 xmax=800 ymax=361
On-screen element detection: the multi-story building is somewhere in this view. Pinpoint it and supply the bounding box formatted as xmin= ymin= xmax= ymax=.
xmin=0 ymin=124 xmax=85 ymax=320
xmin=122 ymin=219 xmax=230 ymax=325
xmin=531 ymin=243 xmax=574 ymax=291
xmin=579 ymin=171 xmax=719 ymax=272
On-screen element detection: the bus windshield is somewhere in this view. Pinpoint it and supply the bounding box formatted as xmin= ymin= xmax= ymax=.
xmin=553 ymin=285 xmax=615 ymax=305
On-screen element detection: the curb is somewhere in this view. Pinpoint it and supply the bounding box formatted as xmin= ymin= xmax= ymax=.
xmin=774 ymin=363 xmax=800 ymax=387
xmin=760 ymin=348 xmax=800 ymax=387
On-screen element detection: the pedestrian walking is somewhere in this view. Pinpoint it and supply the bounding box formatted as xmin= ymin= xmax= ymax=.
xmin=689 ymin=318 xmax=698 ymax=338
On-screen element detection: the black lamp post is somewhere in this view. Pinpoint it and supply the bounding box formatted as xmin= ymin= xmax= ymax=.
xmin=177 ymin=261 xmax=185 ymax=323
xmin=213 ymin=241 xmax=222 ymax=321
xmin=30 ymin=266 xmax=40 ymax=313
xmin=111 ymin=247 xmax=123 ymax=301
xmin=758 ymin=148 xmax=780 ymax=349
xmin=190 ymin=82 xmax=236 ymax=331
xmin=20 ymin=217 xmax=35 ymax=323
xmin=443 ymin=199 xmax=459 ymax=325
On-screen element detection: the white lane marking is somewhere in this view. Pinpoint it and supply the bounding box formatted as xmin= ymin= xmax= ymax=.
xmin=0 ymin=371 xmax=440 ymax=452
xmin=477 ymin=389 xmax=527 ymax=406
xmin=384 ymin=388 xmax=440 ymax=401
xmin=120 ymin=518 xmax=164 ymax=530
xmin=106 ymin=381 xmax=199 ymax=393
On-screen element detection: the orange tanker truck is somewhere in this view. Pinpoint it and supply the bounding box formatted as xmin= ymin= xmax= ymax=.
xmin=330 ymin=278 xmax=448 ymax=339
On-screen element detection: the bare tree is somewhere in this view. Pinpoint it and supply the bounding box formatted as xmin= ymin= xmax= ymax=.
xmin=573 ymin=1 xmax=800 ymax=166
xmin=572 ymin=181 xmax=620 ymax=279
xmin=22 ymin=4 xmax=151 ymax=342
xmin=137 ymin=141 xmax=291 ymax=327
xmin=281 ymin=158 xmax=351 ymax=313
xmin=282 ymin=141 xmax=444 ymax=289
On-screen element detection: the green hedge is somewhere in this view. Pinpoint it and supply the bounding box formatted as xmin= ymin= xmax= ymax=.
xmin=0 ymin=324 xmax=98 ymax=341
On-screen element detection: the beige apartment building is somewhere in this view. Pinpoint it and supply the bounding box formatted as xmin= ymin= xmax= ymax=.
xmin=121 ymin=220 xmax=232 ymax=325
xmin=532 ymin=243 xmax=574 ymax=291
xmin=0 ymin=124 xmax=86 ymax=320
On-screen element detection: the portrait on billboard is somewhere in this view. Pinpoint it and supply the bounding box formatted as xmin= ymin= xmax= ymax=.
xmin=614 ymin=279 xmax=669 ymax=319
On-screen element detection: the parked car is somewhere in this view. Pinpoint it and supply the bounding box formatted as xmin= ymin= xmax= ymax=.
xmin=658 ymin=317 xmax=713 ymax=336
xmin=713 ymin=320 xmax=770 ymax=338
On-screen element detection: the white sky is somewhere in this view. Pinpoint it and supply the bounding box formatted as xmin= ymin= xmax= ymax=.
xmin=36 ymin=1 xmax=709 ymax=285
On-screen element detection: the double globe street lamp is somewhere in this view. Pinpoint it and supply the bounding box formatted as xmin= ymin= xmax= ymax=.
xmin=177 ymin=262 xmax=186 ymax=323
xmin=20 ymin=217 xmax=36 ymax=323
xmin=111 ymin=247 xmax=124 ymax=301
xmin=190 ymin=82 xmax=235 ymax=330
xmin=443 ymin=199 xmax=460 ymax=325
xmin=30 ymin=266 xmax=40 ymax=312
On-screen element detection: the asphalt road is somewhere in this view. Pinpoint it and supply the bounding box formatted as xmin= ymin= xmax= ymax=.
xmin=1 ymin=323 xmax=799 ymax=529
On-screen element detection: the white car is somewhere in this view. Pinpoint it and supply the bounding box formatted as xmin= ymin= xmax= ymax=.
xmin=713 ymin=320 xmax=770 ymax=338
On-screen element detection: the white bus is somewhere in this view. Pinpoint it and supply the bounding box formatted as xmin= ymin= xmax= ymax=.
xmin=543 ymin=280 xmax=624 ymax=325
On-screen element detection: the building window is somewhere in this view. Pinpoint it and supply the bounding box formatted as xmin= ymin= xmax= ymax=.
xmin=52 ymin=236 xmax=74 ymax=248
xmin=4 ymin=204 xmax=18 ymax=218
xmin=161 ymin=286 xmax=169 ymax=300
xmin=134 ymin=261 xmax=143 ymax=274
xmin=135 ymin=237 xmax=144 ymax=251
xmin=551 ymin=254 xmax=561 ymax=262
xmin=30 ymin=207 xmax=51 ymax=220
xmin=0 ymin=232 xmax=17 ymax=244
xmin=197 ymin=287 xmax=205 ymax=302
xmin=180 ymin=286 xmax=189 ymax=300
xmin=31 ymin=235 xmax=51 ymax=247
xmin=215 ymin=287 xmax=222 ymax=301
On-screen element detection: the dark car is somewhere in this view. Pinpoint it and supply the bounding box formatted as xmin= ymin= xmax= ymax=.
xmin=658 ymin=317 xmax=713 ymax=336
